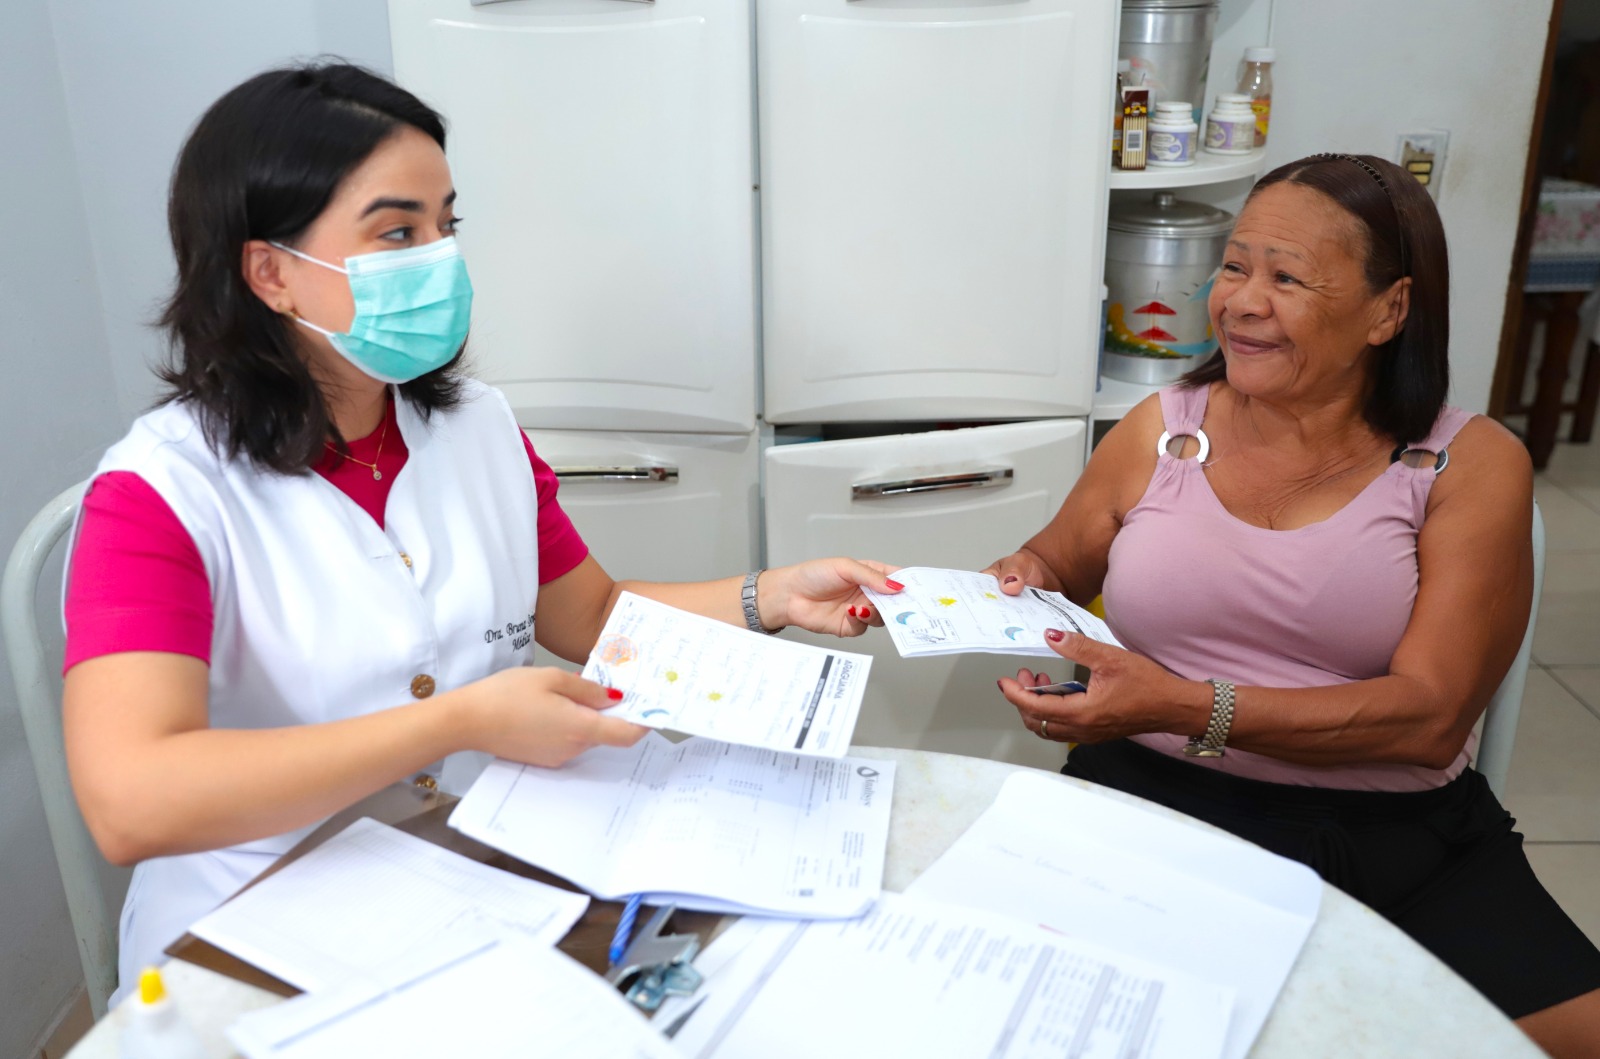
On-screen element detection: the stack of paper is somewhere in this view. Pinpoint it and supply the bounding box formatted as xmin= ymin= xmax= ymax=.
xmin=668 ymin=893 xmax=1234 ymax=1059
xmin=188 ymin=818 xmax=589 ymax=992
xmin=450 ymin=733 xmax=895 ymax=917
xmin=906 ymin=771 xmax=1322 ymax=1059
xmin=228 ymin=931 xmax=680 ymax=1059
xmin=860 ymin=567 xmax=1122 ymax=658
xmin=591 ymin=592 xmax=873 ymax=757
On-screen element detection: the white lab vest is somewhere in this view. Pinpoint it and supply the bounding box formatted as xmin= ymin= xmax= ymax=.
xmin=77 ymin=379 xmax=541 ymax=1000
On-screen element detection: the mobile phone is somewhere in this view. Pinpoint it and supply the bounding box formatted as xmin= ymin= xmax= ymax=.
xmin=1029 ymin=680 xmax=1087 ymax=696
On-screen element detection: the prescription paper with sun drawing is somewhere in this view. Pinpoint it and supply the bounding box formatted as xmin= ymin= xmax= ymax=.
xmin=585 ymin=592 xmax=872 ymax=758
xmin=862 ymin=567 xmax=1124 ymax=658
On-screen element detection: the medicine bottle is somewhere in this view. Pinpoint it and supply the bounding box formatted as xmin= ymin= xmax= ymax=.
xmin=122 ymin=967 xmax=207 ymax=1059
xmin=1147 ymin=102 xmax=1197 ymax=167
xmin=1236 ymin=46 xmax=1274 ymax=147
xmin=1204 ymin=93 xmax=1255 ymax=156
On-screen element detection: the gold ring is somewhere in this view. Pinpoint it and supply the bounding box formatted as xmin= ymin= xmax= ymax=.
xmin=1040 ymin=718 xmax=1051 ymax=739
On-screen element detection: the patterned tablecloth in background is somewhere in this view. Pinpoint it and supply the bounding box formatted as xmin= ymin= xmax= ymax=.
xmin=1527 ymin=178 xmax=1600 ymax=292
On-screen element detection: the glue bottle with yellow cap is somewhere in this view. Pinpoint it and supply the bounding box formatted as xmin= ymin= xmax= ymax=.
xmin=121 ymin=966 xmax=207 ymax=1059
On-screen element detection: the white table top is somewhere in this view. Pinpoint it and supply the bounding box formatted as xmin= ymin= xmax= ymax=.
xmin=69 ymin=747 xmax=1539 ymax=1058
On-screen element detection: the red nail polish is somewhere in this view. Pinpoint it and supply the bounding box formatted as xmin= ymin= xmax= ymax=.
xmin=1003 ymin=575 xmax=1019 ymax=584
xmin=1044 ymin=628 xmax=1065 ymax=642
xmin=848 ymin=605 xmax=858 ymax=617
xmin=885 ymin=579 xmax=904 ymax=591
xmin=607 ymin=688 xmax=624 ymax=701
xmin=859 ymin=606 xmax=872 ymax=619
xmin=996 ymin=680 xmax=1005 ymax=690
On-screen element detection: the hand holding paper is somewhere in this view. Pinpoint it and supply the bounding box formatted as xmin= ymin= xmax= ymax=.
xmin=860 ymin=567 xmax=1121 ymax=659
xmin=589 ymin=592 xmax=872 ymax=757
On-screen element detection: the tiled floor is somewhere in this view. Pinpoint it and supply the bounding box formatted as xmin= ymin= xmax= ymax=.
xmin=1508 ymin=437 xmax=1600 ymax=948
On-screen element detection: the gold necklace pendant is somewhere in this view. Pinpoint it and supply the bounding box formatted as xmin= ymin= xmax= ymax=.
xmin=327 ymin=414 xmax=388 ymax=482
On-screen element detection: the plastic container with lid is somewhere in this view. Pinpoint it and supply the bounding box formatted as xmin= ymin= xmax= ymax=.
xmin=121 ymin=967 xmax=207 ymax=1059
xmin=1237 ymin=45 xmax=1274 ymax=147
xmin=1118 ymin=0 xmax=1219 ymax=126
xmin=1205 ymin=92 xmax=1256 ymax=156
xmin=1103 ymin=192 xmax=1234 ymax=384
xmin=1147 ymin=101 xmax=1197 ymax=167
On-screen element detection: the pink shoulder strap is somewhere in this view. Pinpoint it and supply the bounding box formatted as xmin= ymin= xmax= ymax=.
xmin=1410 ymin=405 xmax=1475 ymax=456
xmin=1157 ymin=383 xmax=1211 ymax=436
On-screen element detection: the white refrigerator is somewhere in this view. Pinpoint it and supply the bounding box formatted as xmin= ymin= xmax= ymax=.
xmin=389 ymin=0 xmax=1115 ymax=771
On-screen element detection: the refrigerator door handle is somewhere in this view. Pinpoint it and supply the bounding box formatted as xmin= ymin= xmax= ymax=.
xmin=552 ymin=465 xmax=680 ymax=483
xmin=851 ymin=467 xmax=1013 ymax=500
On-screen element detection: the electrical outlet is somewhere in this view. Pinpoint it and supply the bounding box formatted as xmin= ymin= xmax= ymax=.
xmin=1396 ymin=130 xmax=1449 ymax=199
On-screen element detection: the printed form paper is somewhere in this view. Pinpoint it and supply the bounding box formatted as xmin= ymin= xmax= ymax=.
xmin=187 ymin=817 xmax=588 ymax=993
xmin=860 ymin=567 xmax=1122 ymax=658
xmin=227 ymin=932 xmax=679 ymax=1059
xmin=670 ymin=892 xmax=1232 ymax=1059
xmin=906 ymin=772 xmax=1322 ymax=1059
xmin=450 ymin=733 xmax=894 ymax=917
xmin=590 ymin=592 xmax=871 ymax=757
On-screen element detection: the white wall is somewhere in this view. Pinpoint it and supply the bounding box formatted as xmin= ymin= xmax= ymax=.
xmin=0 ymin=3 xmax=126 ymax=1055
xmin=1226 ymin=0 xmax=1552 ymax=414
xmin=47 ymin=0 xmax=394 ymax=420
xmin=2 ymin=2 xmax=392 ymax=1053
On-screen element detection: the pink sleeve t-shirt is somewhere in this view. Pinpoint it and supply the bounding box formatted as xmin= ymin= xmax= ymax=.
xmin=63 ymin=400 xmax=587 ymax=672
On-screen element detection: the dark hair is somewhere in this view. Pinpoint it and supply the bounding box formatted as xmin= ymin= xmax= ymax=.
xmin=1181 ymin=153 xmax=1450 ymax=446
xmin=157 ymin=60 xmax=464 ymax=474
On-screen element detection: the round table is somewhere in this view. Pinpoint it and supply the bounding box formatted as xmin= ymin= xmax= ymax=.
xmin=67 ymin=747 xmax=1540 ymax=1058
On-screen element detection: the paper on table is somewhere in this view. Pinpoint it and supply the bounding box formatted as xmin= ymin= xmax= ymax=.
xmin=670 ymin=892 xmax=1233 ymax=1059
xmin=859 ymin=567 xmax=1122 ymax=658
xmin=188 ymin=818 xmax=588 ymax=993
xmin=906 ymin=772 xmax=1322 ymax=1059
xmin=227 ymin=930 xmax=679 ymax=1059
xmin=450 ymin=733 xmax=894 ymax=918
xmin=589 ymin=591 xmax=872 ymax=757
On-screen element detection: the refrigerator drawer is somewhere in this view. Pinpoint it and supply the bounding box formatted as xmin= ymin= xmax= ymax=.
xmin=759 ymin=0 xmax=1116 ymax=423
xmin=390 ymin=0 xmax=757 ymax=434
xmin=526 ymin=428 xmax=760 ymax=666
xmin=764 ymin=419 xmax=1087 ymax=769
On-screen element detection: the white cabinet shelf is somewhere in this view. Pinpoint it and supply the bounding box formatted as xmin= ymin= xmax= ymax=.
xmin=1108 ymin=150 xmax=1264 ymax=189
xmin=1092 ymin=375 xmax=1165 ymax=421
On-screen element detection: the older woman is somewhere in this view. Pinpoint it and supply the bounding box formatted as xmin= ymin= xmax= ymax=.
xmin=987 ymin=154 xmax=1600 ymax=1055
xmin=62 ymin=62 xmax=894 ymax=1002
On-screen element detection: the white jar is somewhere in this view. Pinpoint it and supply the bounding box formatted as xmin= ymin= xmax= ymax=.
xmin=1148 ymin=101 xmax=1197 ymax=167
xmin=1204 ymin=92 xmax=1255 ymax=155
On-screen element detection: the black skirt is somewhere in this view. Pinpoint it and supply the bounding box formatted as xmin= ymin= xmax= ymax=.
xmin=1063 ymin=738 xmax=1600 ymax=1019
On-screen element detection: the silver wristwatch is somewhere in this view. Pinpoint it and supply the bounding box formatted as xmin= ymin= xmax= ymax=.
xmin=740 ymin=570 xmax=777 ymax=634
xmin=1183 ymin=679 xmax=1236 ymax=757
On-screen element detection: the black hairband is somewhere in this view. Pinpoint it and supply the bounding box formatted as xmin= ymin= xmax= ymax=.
xmin=1308 ymin=152 xmax=1410 ymax=278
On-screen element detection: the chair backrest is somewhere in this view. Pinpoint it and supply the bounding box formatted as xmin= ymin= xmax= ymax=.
xmin=1 ymin=480 xmax=117 ymax=1017
xmin=1476 ymin=502 xmax=1547 ymax=799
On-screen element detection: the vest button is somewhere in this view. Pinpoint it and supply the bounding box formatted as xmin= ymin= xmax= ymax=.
xmin=410 ymin=674 xmax=436 ymax=699
xmin=412 ymin=774 xmax=438 ymax=791
xmin=399 ymin=551 xmax=413 ymax=569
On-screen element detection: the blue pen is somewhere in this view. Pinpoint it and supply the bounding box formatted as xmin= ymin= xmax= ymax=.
xmin=609 ymin=893 xmax=643 ymax=967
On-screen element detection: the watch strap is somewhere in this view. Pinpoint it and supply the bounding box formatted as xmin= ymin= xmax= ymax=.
xmin=1182 ymin=679 xmax=1236 ymax=757
xmin=741 ymin=570 xmax=775 ymax=635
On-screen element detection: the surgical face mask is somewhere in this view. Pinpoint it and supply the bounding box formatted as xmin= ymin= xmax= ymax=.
xmin=271 ymin=237 xmax=473 ymax=384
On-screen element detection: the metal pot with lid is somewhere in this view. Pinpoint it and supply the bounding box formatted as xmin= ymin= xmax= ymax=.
xmin=1119 ymin=0 xmax=1219 ymax=125
xmin=1103 ymin=191 xmax=1234 ymax=385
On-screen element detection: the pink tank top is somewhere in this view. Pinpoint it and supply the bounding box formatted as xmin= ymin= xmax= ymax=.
xmin=1105 ymin=384 xmax=1476 ymax=791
